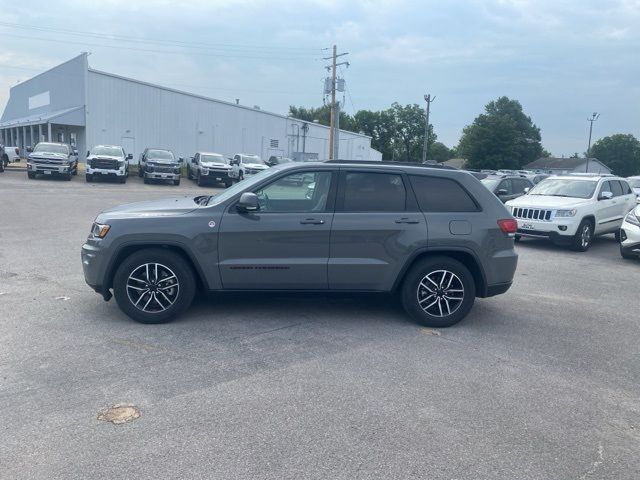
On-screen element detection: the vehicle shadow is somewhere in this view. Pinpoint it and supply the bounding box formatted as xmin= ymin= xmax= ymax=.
xmin=515 ymin=233 xmax=618 ymax=254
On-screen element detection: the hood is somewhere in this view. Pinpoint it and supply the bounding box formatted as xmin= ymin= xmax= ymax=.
xmin=30 ymin=152 xmax=68 ymax=159
xmin=506 ymin=194 xmax=592 ymax=209
xmin=88 ymin=154 xmax=122 ymax=161
xmin=245 ymin=162 xmax=268 ymax=168
xmin=97 ymin=196 xmax=199 ymax=220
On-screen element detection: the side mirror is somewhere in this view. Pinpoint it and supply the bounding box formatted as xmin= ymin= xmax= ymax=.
xmin=73 ymin=150 xmax=78 ymax=156
xmin=599 ymin=191 xmax=613 ymax=200
xmin=524 ymin=187 xmax=530 ymax=193
xmin=190 ymin=157 xmax=196 ymax=163
xmin=236 ymin=192 xmax=259 ymax=212
xmin=126 ymin=153 xmax=133 ymax=160
xmin=497 ymin=189 xmax=508 ymax=196
xmin=27 ymin=147 xmax=33 ymax=153
xmin=178 ymin=157 xmax=184 ymax=163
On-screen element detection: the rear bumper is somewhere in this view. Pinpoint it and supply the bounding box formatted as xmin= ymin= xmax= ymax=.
xmin=485 ymin=282 xmax=513 ymax=297
xmin=517 ymin=228 xmax=573 ymax=244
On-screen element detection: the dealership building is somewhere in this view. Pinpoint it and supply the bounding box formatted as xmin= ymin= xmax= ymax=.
xmin=0 ymin=54 xmax=380 ymax=162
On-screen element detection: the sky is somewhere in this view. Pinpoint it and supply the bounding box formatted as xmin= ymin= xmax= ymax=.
xmin=0 ymin=0 xmax=638 ymax=156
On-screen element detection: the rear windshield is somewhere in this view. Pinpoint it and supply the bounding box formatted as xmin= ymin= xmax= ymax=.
xmin=147 ymin=150 xmax=174 ymax=160
xmin=91 ymin=146 xmax=123 ymax=157
xmin=33 ymin=143 xmax=69 ymax=155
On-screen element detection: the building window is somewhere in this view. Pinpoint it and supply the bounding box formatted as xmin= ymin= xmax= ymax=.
xmin=270 ymin=139 xmax=279 ymax=148
xmin=70 ymin=132 xmax=77 ymax=147
xmin=57 ymin=131 xmax=64 ymax=143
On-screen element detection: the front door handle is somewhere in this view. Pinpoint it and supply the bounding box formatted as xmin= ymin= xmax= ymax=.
xmin=300 ymin=218 xmax=325 ymax=225
xmin=395 ymin=218 xmax=420 ymax=224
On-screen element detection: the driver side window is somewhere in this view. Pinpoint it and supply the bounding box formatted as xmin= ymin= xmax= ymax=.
xmin=254 ymin=171 xmax=333 ymax=213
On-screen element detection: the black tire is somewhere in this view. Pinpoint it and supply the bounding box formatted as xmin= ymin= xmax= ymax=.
xmin=112 ymin=248 xmax=196 ymax=324
xmin=401 ymin=256 xmax=476 ymax=328
xmin=187 ymin=168 xmax=193 ymax=180
xmin=571 ymin=218 xmax=594 ymax=252
xmin=138 ymin=167 xmax=143 ymax=178
xmin=2 ymin=154 xmax=8 ymax=168
xmin=614 ymin=230 xmax=621 ymax=243
xmin=0 ymin=162 xmax=4 ymax=172
xmin=143 ymin=176 xmax=150 ymax=185
xmin=620 ymin=245 xmax=635 ymax=260
xmin=119 ymin=176 xmax=127 ymax=184
xmin=86 ymin=174 xmax=93 ymax=182
xmin=72 ymin=165 xmax=78 ymax=175
xmin=64 ymin=173 xmax=72 ymax=181
xmin=196 ymin=174 xmax=204 ymax=187
xmin=174 ymin=178 xmax=181 ymax=186
xmin=514 ymin=234 xmax=521 ymax=242
xmin=27 ymin=171 xmax=36 ymax=179
xmin=224 ymin=180 xmax=233 ymax=188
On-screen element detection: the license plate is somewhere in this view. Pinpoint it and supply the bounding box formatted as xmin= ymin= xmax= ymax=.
xmin=520 ymin=222 xmax=534 ymax=230
xmin=215 ymin=177 xmax=222 ymax=181
xmin=44 ymin=170 xmax=51 ymax=175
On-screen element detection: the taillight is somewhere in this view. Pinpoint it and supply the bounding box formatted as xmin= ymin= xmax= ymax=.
xmin=498 ymin=218 xmax=518 ymax=235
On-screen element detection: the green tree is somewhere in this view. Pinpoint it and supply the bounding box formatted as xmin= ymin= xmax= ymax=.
xmin=389 ymin=102 xmax=436 ymax=162
xmin=428 ymin=141 xmax=454 ymax=162
xmin=353 ymin=109 xmax=395 ymax=160
xmin=457 ymin=96 xmax=543 ymax=170
xmin=590 ymin=134 xmax=640 ymax=176
xmin=288 ymin=105 xmax=356 ymax=132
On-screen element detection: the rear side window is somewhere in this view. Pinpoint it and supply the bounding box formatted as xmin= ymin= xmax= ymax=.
xmin=343 ymin=172 xmax=406 ymax=212
xmin=512 ymin=178 xmax=531 ymax=194
xmin=618 ymin=180 xmax=632 ymax=195
xmin=409 ymin=175 xmax=479 ymax=212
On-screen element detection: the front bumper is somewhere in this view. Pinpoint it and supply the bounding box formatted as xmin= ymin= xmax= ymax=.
xmin=201 ymin=170 xmax=231 ymax=181
xmin=82 ymin=241 xmax=110 ymax=298
xmin=144 ymin=171 xmax=181 ymax=180
xmin=620 ymin=221 xmax=640 ymax=257
xmin=87 ymin=166 xmax=126 ymax=177
xmin=515 ymin=217 xmax=579 ymax=241
xmin=28 ymin=162 xmax=71 ymax=174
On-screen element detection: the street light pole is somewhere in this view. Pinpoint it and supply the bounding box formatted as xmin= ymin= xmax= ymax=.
xmin=586 ymin=112 xmax=600 ymax=172
xmin=422 ymin=94 xmax=435 ymax=163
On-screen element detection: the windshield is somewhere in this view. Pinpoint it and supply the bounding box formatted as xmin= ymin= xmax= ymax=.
xmin=90 ymin=146 xmax=123 ymax=157
xmin=147 ymin=150 xmax=174 ymax=160
xmin=481 ymin=178 xmax=501 ymax=190
xmin=243 ymin=155 xmax=265 ymax=165
xmin=206 ymin=167 xmax=278 ymax=206
xmin=201 ymin=154 xmax=226 ymax=164
xmin=33 ymin=143 xmax=69 ymax=155
xmin=629 ymin=179 xmax=640 ymax=188
xmin=528 ymin=179 xmax=597 ymax=199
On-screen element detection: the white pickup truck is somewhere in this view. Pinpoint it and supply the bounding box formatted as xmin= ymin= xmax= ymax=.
xmin=1 ymin=145 xmax=21 ymax=167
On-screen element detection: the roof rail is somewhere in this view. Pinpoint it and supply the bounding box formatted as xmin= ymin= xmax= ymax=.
xmin=324 ymin=160 xmax=457 ymax=170
xmin=563 ymin=172 xmax=614 ymax=177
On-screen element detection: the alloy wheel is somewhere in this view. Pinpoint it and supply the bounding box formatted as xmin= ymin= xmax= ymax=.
xmin=126 ymin=263 xmax=180 ymax=313
xmin=416 ymin=269 xmax=465 ymax=317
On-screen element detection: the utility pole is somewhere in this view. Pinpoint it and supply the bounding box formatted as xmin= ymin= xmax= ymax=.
xmin=585 ymin=112 xmax=600 ymax=172
xmin=422 ymin=94 xmax=435 ymax=163
xmin=323 ymin=45 xmax=349 ymax=159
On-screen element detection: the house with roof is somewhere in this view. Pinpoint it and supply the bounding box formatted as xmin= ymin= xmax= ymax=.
xmin=523 ymin=157 xmax=611 ymax=175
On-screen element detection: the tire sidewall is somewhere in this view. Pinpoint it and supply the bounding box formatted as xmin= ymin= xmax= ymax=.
xmin=402 ymin=256 xmax=476 ymax=328
xmin=113 ymin=249 xmax=196 ymax=324
xmin=572 ymin=219 xmax=594 ymax=252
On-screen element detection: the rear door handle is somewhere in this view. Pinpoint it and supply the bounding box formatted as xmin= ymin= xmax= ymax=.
xmin=395 ymin=218 xmax=420 ymax=224
xmin=300 ymin=218 xmax=325 ymax=225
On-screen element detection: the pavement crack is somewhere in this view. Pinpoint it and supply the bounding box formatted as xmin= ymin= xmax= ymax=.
xmin=578 ymin=442 xmax=604 ymax=479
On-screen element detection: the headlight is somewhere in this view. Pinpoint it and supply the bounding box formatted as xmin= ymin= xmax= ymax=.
xmin=624 ymin=211 xmax=640 ymax=227
xmin=201 ymin=168 xmax=209 ymax=175
xmin=91 ymin=223 xmax=110 ymax=238
xmin=555 ymin=209 xmax=577 ymax=218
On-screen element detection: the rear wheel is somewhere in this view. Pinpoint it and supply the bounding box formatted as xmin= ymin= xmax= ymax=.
xmin=401 ymin=256 xmax=476 ymax=328
xmin=571 ymin=219 xmax=594 ymax=252
xmin=113 ymin=248 xmax=196 ymax=324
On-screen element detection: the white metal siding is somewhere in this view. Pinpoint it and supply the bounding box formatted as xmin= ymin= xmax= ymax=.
xmin=86 ymin=71 xmax=375 ymax=161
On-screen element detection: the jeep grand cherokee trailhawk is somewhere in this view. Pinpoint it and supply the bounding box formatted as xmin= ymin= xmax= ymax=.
xmin=82 ymin=161 xmax=518 ymax=327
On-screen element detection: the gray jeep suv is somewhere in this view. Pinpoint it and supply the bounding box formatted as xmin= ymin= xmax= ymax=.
xmin=82 ymin=161 xmax=518 ymax=327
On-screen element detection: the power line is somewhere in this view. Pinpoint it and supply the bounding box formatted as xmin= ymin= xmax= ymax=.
xmin=0 ymin=21 xmax=322 ymax=53
xmin=2 ymin=32 xmax=321 ymax=61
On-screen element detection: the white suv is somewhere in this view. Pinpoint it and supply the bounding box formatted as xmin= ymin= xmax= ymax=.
xmin=620 ymin=205 xmax=640 ymax=260
xmin=229 ymin=154 xmax=269 ymax=181
xmin=505 ymin=174 xmax=636 ymax=251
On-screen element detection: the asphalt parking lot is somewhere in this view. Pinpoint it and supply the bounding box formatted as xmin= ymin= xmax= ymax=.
xmin=1 ymin=169 xmax=639 ymax=480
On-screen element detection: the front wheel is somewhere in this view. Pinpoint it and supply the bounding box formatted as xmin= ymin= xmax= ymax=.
xmin=224 ymin=180 xmax=232 ymax=188
xmin=27 ymin=171 xmax=36 ymax=179
xmin=86 ymin=174 xmax=93 ymax=182
xmin=112 ymin=249 xmax=196 ymax=324
xmin=401 ymin=256 xmax=476 ymax=328
xmin=174 ymin=178 xmax=181 ymax=186
xmin=614 ymin=230 xmax=621 ymax=243
xmin=571 ymin=219 xmax=594 ymax=252
xmin=119 ymin=176 xmax=127 ymax=184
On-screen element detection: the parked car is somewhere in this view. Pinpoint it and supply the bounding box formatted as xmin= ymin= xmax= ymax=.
xmin=266 ymin=156 xmax=293 ymax=166
xmin=481 ymin=174 xmax=534 ymax=203
xmin=525 ymin=173 xmax=550 ymax=185
xmin=86 ymin=145 xmax=131 ymax=183
xmin=187 ymin=152 xmax=233 ymax=187
xmin=26 ymin=142 xmax=78 ymax=180
xmin=138 ymin=148 xmax=183 ymax=185
xmin=627 ymin=176 xmax=640 ymax=198
xmin=0 ymin=145 xmax=5 ymax=172
xmin=81 ymin=161 xmax=518 ymax=327
xmin=619 ymin=205 xmax=640 ymax=260
xmin=1 ymin=145 xmax=21 ymax=167
xmin=506 ymin=174 xmax=637 ymax=251
xmin=229 ymin=153 xmax=269 ymax=181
